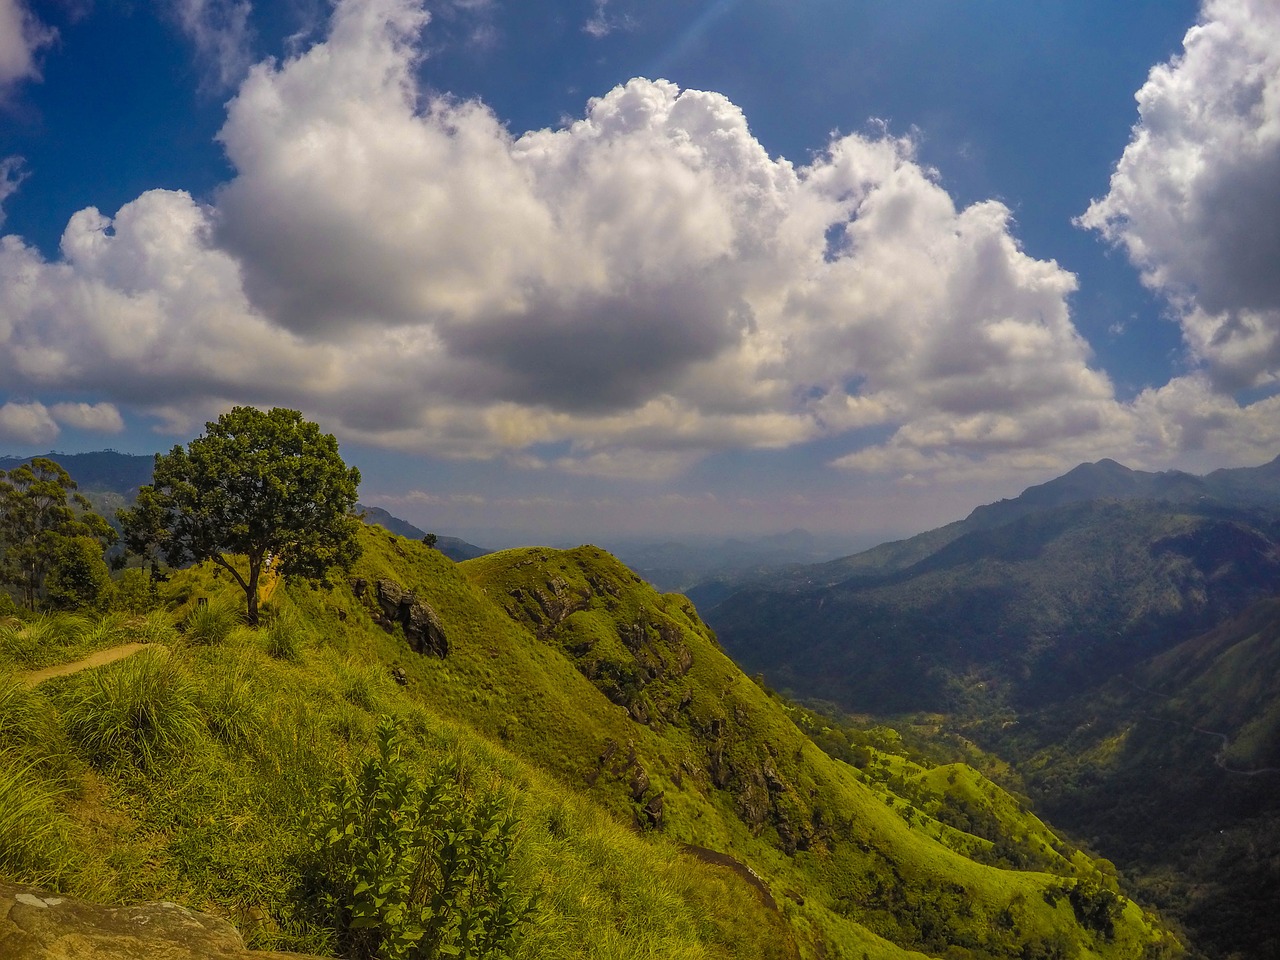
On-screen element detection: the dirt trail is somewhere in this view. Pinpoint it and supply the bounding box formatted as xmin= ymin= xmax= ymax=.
xmin=18 ymin=643 xmax=152 ymax=687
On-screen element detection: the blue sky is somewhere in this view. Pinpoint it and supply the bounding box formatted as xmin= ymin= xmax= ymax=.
xmin=1 ymin=0 xmax=1278 ymax=546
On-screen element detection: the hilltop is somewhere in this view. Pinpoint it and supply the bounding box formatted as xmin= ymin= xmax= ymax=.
xmin=0 ymin=524 xmax=1178 ymax=959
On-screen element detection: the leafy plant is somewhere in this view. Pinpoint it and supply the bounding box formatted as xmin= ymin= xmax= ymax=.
xmin=303 ymin=717 xmax=535 ymax=960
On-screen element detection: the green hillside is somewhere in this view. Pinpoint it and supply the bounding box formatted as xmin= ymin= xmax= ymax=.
xmin=0 ymin=526 xmax=1178 ymax=959
xmin=999 ymin=597 xmax=1280 ymax=960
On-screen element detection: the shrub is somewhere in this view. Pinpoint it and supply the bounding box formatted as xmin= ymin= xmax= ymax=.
xmin=61 ymin=647 xmax=204 ymax=769
xmin=182 ymin=601 xmax=239 ymax=646
xmin=112 ymin=569 xmax=158 ymax=614
xmin=45 ymin=537 xmax=113 ymax=612
xmin=200 ymin=661 xmax=260 ymax=749
xmin=302 ymin=717 xmax=535 ymax=960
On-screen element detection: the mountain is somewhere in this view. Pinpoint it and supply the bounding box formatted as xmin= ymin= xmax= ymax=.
xmin=355 ymin=504 xmax=489 ymax=562
xmin=0 ymin=450 xmax=154 ymax=494
xmin=998 ymin=595 xmax=1280 ymax=960
xmin=700 ymin=457 xmax=1280 ymax=713
xmin=607 ymin=528 xmax=864 ymax=594
xmin=0 ymin=526 xmax=1178 ymax=959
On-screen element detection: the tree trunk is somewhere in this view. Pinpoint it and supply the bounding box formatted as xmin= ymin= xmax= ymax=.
xmin=246 ymin=558 xmax=261 ymax=626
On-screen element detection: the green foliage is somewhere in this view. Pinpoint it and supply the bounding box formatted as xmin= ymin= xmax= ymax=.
xmin=0 ymin=458 xmax=116 ymax=609
xmin=119 ymin=406 xmax=362 ymax=624
xmin=303 ymin=717 xmax=535 ymax=960
xmin=46 ymin=536 xmax=114 ymax=612
xmin=112 ymin=568 xmax=158 ymax=614
xmin=60 ymin=646 xmax=205 ymax=770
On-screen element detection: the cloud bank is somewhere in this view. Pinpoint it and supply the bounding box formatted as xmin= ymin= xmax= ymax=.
xmin=1080 ymin=0 xmax=1280 ymax=393
xmin=1 ymin=0 xmax=1278 ymax=482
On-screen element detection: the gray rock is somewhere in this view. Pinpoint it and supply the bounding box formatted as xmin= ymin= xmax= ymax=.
xmin=0 ymin=881 xmax=316 ymax=959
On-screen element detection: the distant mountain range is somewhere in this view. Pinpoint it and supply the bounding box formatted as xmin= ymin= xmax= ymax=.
xmin=698 ymin=454 xmax=1280 ymax=713
xmin=0 ymin=450 xmax=490 ymax=563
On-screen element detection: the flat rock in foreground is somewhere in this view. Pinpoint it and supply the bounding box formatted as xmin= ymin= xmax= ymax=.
xmin=0 ymin=882 xmax=316 ymax=960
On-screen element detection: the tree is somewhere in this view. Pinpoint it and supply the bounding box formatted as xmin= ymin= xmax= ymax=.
xmin=46 ymin=535 xmax=114 ymax=611
xmin=0 ymin=458 xmax=116 ymax=609
xmin=119 ymin=407 xmax=362 ymax=625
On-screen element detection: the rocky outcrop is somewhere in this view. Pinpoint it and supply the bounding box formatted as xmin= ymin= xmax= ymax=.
xmin=0 ymin=881 xmax=315 ymax=959
xmin=350 ymin=577 xmax=448 ymax=657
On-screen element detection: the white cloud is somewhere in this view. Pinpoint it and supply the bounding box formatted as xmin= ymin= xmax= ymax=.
xmin=584 ymin=0 xmax=630 ymax=39
xmin=167 ymin=0 xmax=255 ymax=91
xmin=0 ymin=0 xmax=55 ymax=91
xmin=1079 ymin=0 xmax=1280 ymax=392
xmin=2 ymin=0 xmax=1271 ymax=485
xmin=50 ymin=402 xmax=125 ymax=433
xmin=0 ymin=401 xmax=57 ymax=445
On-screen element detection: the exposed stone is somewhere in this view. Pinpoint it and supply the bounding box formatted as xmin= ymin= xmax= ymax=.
xmin=629 ymin=765 xmax=651 ymax=801
xmin=643 ymin=792 xmax=665 ymax=828
xmin=373 ymin=578 xmax=448 ymax=657
xmin=0 ymin=881 xmax=316 ymax=960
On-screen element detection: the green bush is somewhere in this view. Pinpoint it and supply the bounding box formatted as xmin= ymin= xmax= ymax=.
xmin=61 ymin=647 xmax=205 ymax=769
xmin=45 ymin=537 xmax=113 ymax=612
xmin=112 ymin=569 xmax=158 ymax=614
xmin=302 ymin=717 xmax=535 ymax=960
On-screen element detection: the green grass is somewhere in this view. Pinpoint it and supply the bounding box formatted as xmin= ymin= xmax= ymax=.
xmin=181 ymin=601 xmax=239 ymax=646
xmin=59 ymin=646 xmax=206 ymax=770
xmin=0 ymin=527 xmax=1182 ymax=960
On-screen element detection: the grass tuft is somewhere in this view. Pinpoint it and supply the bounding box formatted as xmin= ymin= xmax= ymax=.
xmin=0 ymin=751 xmax=79 ymax=886
xmin=61 ymin=646 xmax=206 ymax=770
xmin=182 ymin=601 xmax=239 ymax=646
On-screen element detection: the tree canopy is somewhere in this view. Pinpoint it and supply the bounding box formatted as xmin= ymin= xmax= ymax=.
xmin=0 ymin=458 xmax=115 ymax=609
xmin=120 ymin=407 xmax=362 ymax=624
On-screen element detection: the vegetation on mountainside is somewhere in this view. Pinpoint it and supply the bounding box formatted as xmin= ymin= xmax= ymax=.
xmin=707 ymin=498 xmax=1280 ymax=713
xmin=119 ymin=406 xmax=362 ymax=625
xmin=0 ymin=522 xmax=1180 ymax=960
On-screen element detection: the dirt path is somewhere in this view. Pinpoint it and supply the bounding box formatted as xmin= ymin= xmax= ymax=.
xmin=18 ymin=643 xmax=153 ymax=687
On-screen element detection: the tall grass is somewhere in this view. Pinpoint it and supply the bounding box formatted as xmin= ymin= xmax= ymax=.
xmin=61 ymin=647 xmax=206 ymax=770
xmin=199 ymin=658 xmax=261 ymax=749
xmin=0 ymin=751 xmax=79 ymax=886
xmin=0 ymin=614 xmax=89 ymax=669
xmin=182 ymin=601 xmax=239 ymax=646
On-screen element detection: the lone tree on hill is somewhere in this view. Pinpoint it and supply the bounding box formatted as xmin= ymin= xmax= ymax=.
xmin=120 ymin=407 xmax=362 ymax=625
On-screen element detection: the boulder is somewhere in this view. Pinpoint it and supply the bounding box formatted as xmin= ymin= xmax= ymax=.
xmin=365 ymin=578 xmax=448 ymax=657
xmin=0 ymin=881 xmax=315 ymax=960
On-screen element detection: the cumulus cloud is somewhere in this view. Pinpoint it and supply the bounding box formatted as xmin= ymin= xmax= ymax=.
xmin=1079 ymin=0 xmax=1280 ymax=392
xmin=49 ymin=402 xmax=125 ymax=432
xmin=0 ymin=402 xmax=58 ymax=445
xmin=0 ymin=0 xmax=55 ymax=91
xmin=3 ymin=0 xmax=1267 ymax=482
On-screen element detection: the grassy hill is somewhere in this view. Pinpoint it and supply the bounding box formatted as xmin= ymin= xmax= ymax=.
xmin=0 ymin=526 xmax=1179 ymax=959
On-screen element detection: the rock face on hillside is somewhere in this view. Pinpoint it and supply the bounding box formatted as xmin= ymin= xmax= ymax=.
xmin=0 ymin=881 xmax=315 ymax=959
xmin=350 ymin=576 xmax=448 ymax=657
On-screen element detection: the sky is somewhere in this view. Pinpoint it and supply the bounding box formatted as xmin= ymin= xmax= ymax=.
xmin=1 ymin=0 xmax=1279 ymax=547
